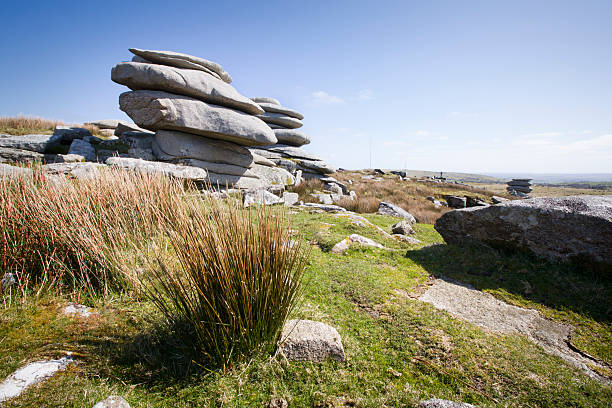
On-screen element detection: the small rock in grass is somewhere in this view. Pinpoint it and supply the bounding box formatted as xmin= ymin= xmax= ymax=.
xmin=419 ymin=399 xmax=477 ymax=408
xmin=280 ymin=319 xmax=345 ymax=362
xmin=267 ymin=397 xmax=288 ymax=408
xmin=377 ymin=202 xmax=416 ymax=223
xmin=242 ymin=189 xmax=283 ymax=207
xmin=93 ymin=395 xmax=131 ymax=408
xmin=331 ymin=234 xmax=385 ymax=254
xmin=63 ymin=303 xmax=97 ymax=318
xmin=0 ymin=356 xmax=76 ymax=403
xmin=391 ymin=220 xmax=415 ymax=235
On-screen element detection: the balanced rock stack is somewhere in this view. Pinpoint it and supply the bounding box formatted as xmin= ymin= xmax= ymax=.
xmin=506 ymin=178 xmax=532 ymax=197
xmin=110 ymin=48 xmax=296 ymax=189
xmin=247 ymin=98 xmax=337 ymax=180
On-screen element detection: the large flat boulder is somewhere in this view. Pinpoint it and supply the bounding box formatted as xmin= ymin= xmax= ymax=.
xmin=260 ymin=145 xmax=320 ymax=161
xmin=129 ymin=48 xmax=232 ymax=84
xmin=434 ymin=195 xmax=612 ymax=265
xmin=250 ymin=97 xmax=280 ymax=105
xmin=273 ymin=129 xmax=310 ymax=146
xmin=112 ymin=62 xmax=263 ymax=115
xmin=152 ymin=130 xmax=254 ymax=167
xmin=0 ymin=134 xmax=59 ymax=153
xmin=256 ymin=102 xmax=304 ymax=120
xmin=0 ymin=147 xmax=44 ymax=163
xmin=119 ymin=90 xmax=277 ymax=146
xmin=174 ymin=158 xmax=255 ymax=178
xmin=257 ymin=113 xmax=303 ymax=129
xmin=378 ymin=202 xmax=417 ymax=223
xmin=105 ymin=157 xmax=208 ymax=182
xmin=296 ymin=158 xmax=336 ymax=174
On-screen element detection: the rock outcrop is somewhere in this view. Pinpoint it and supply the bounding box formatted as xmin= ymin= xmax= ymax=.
xmin=435 ymin=195 xmax=612 ymax=265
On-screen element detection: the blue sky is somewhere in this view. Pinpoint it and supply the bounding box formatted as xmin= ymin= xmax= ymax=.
xmin=1 ymin=0 xmax=611 ymax=173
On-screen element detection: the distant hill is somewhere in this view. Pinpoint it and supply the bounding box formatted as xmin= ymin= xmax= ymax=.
xmin=487 ymin=173 xmax=612 ymax=184
xmin=390 ymin=170 xmax=503 ymax=183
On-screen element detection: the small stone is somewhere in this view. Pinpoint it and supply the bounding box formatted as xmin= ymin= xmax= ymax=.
xmin=280 ymin=319 xmax=345 ymax=362
xmin=418 ymin=399 xmax=477 ymax=408
xmin=92 ymin=395 xmax=131 ymax=408
xmin=377 ymin=202 xmax=416 ymax=223
xmin=391 ymin=220 xmax=415 ymax=235
xmin=0 ymin=357 xmax=75 ymax=403
xmin=310 ymin=193 xmax=333 ymax=205
xmin=267 ymin=397 xmax=288 ymax=408
xmin=63 ymin=303 xmax=96 ymax=318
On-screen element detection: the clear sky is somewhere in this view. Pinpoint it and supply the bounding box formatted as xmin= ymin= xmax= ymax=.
xmin=1 ymin=0 xmax=611 ymax=173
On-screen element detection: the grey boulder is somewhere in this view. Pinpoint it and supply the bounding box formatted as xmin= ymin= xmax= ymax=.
xmin=119 ymin=90 xmax=277 ymax=146
xmin=273 ymin=129 xmax=311 ymax=146
xmin=112 ymin=62 xmax=263 ymax=115
xmin=84 ymin=119 xmax=126 ymax=129
xmin=0 ymin=147 xmax=44 ymax=163
xmin=114 ymin=122 xmax=153 ymax=136
xmin=251 ymin=97 xmax=280 ymax=105
xmin=0 ymin=134 xmax=59 ymax=153
xmin=257 ymin=112 xmax=303 ymax=129
xmin=260 ymin=145 xmax=319 ymax=161
xmin=280 ymin=320 xmax=345 ymax=362
xmin=392 ymin=220 xmax=415 ymax=235
xmin=129 ymin=48 xmax=232 ymax=83
xmin=174 ymin=159 xmax=255 ymax=178
xmin=68 ymin=139 xmax=96 ymax=162
xmin=43 ymin=162 xmax=105 ymax=180
xmin=242 ymin=189 xmax=283 ymax=207
xmin=257 ymin=103 xmax=304 ymax=120
xmin=105 ymin=157 xmax=208 ymax=182
xmin=445 ymin=195 xmax=467 ymax=209
xmin=153 ymin=130 xmax=254 ymax=167
xmin=378 ymin=202 xmax=416 ymax=223
xmin=434 ymin=195 xmax=612 ymax=265
xmin=0 ymin=163 xmax=33 ymax=177
xmin=296 ymin=159 xmax=336 ymax=174
xmin=53 ymin=126 xmax=91 ymax=143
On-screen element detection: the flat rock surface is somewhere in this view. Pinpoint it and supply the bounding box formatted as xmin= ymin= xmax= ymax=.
xmin=257 ymin=102 xmax=304 ymax=119
xmin=419 ymin=399 xmax=477 ymax=408
xmin=250 ymin=97 xmax=280 ymax=105
xmin=257 ymin=113 xmax=303 ymax=129
xmin=272 ymin=129 xmax=311 ymax=146
xmin=435 ymin=195 xmax=612 ymax=265
xmin=119 ymin=90 xmax=277 ymax=146
xmin=261 ymin=145 xmax=320 ymax=161
xmin=112 ymin=62 xmax=262 ymax=115
xmin=0 ymin=357 xmax=75 ymax=402
xmin=280 ymin=320 xmax=345 ymax=362
xmin=378 ymin=202 xmax=417 ymax=223
xmin=105 ymin=157 xmax=208 ymax=182
xmin=419 ymin=278 xmax=610 ymax=383
xmin=0 ymin=134 xmax=58 ymax=153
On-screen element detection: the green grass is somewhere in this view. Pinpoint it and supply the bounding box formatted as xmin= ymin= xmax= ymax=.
xmin=1 ymin=208 xmax=610 ymax=407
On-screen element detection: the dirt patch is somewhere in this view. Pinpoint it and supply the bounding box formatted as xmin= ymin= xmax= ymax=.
xmin=419 ymin=278 xmax=611 ymax=384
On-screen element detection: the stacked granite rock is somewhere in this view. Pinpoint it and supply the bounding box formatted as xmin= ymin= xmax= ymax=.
xmin=110 ymin=48 xmax=295 ymax=189
xmin=507 ymin=178 xmax=532 ymax=197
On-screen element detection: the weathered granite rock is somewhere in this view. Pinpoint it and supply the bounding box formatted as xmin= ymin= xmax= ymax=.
xmin=465 ymin=196 xmax=489 ymax=207
xmin=44 ymin=153 xmax=85 ymax=163
xmin=119 ymin=90 xmax=277 ymax=146
xmin=257 ymin=103 xmax=304 ymax=120
xmin=257 ymin=112 xmax=303 ymax=129
xmin=507 ymin=180 xmax=532 ymax=187
xmin=392 ymin=220 xmax=415 ymax=235
xmin=0 ymin=357 xmax=75 ymax=403
xmin=53 ymin=126 xmax=91 ymax=143
xmin=0 ymin=147 xmax=44 ymax=163
xmin=43 ymin=162 xmax=105 ymax=179
xmin=68 ymin=139 xmax=96 ymax=162
xmin=272 ymin=129 xmax=311 ymax=146
xmin=0 ymin=163 xmax=33 ymax=177
xmin=393 ymin=234 xmax=421 ymax=244
xmin=106 ymin=157 xmax=208 ymax=182
xmin=112 ymin=62 xmax=263 ymax=115
xmin=153 ymin=130 xmax=253 ymax=167
xmin=92 ymin=396 xmax=131 ymax=408
xmin=280 ymin=320 xmax=345 ymax=362
xmin=206 ymin=171 xmax=264 ymax=189
xmin=331 ymin=234 xmax=385 ymax=254
xmin=243 ymin=189 xmax=283 ymax=207
xmin=250 ymin=164 xmax=295 ymax=186
xmin=301 ymin=203 xmax=347 ymax=212
xmin=445 ymin=195 xmax=467 ymax=209
xmin=311 ymin=193 xmax=333 ymax=205
xmin=419 ymin=399 xmax=477 ymax=408
xmin=435 ymin=195 xmax=612 ymax=265
xmin=251 ymin=97 xmax=280 ymax=105
xmin=248 ymin=148 xmax=282 ymax=160
xmin=173 ymin=158 xmax=254 ymax=177
xmin=114 ymin=122 xmax=153 ymax=136
xmin=260 ymin=145 xmax=319 ymax=161
xmin=296 ymin=159 xmax=336 ymax=174
xmin=282 ymin=192 xmax=299 ymax=206
xmin=251 ymin=153 xmax=276 ymax=167
xmin=507 ymin=185 xmax=532 ymax=193
xmin=0 ymin=134 xmax=59 ymax=153
xmin=129 ymin=48 xmax=232 ymax=83
xmin=377 ymin=202 xmax=416 ymax=223
xmin=84 ymin=119 xmax=126 ymax=129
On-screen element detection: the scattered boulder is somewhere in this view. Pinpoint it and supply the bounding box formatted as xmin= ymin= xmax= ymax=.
xmin=311 ymin=193 xmax=333 ymax=205
xmin=280 ymin=319 xmax=345 ymax=362
xmin=465 ymin=196 xmax=489 ymax=207
xmin=52 ymin=126 xmax=91 ymax=143
xmin=377 ymin=202 xmax=416 ymax=223
xmin=391 ymin=220 xmax=415 ymax=235
xmin=331 ymin=234 xmax=385 ymax=254
xmin=434 ymin=195 xmax=612 ymax=265
xmin=92 ymin=396 xmax=131 ymax=408
xmin=445 ymin=195 xmax=466 ymax=209
xmin=242 ymin=189 xmax=283 ymax=207
xmin=119 ymin=90 xmax=277 ymax=146
xmin=282 ymin=192 xmax=299 ymax=206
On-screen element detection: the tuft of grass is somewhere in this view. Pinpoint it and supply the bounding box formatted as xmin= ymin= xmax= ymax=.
xmin=290 ymin=178 xmax=325 ymax=201
xmin=142 ymin=198 xmax=308 ymax=369
xmin=0 ymin=166 xmax=187 ymax=297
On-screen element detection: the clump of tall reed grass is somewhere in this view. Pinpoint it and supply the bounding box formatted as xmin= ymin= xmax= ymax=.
xmin=142 ymin=196 xmax=307 ymax=369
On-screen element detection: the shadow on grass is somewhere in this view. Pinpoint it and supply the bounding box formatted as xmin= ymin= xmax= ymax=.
xmin=405 ymin=243 xmax=612 ymax=323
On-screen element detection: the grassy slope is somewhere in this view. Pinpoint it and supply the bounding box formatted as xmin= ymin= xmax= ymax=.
xmin=1 ymin=210 xmax=610 ymax=407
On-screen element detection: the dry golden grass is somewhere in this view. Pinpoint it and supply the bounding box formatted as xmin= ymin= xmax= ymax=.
xmin=0 ymin=116 xmax=103 ymax=137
